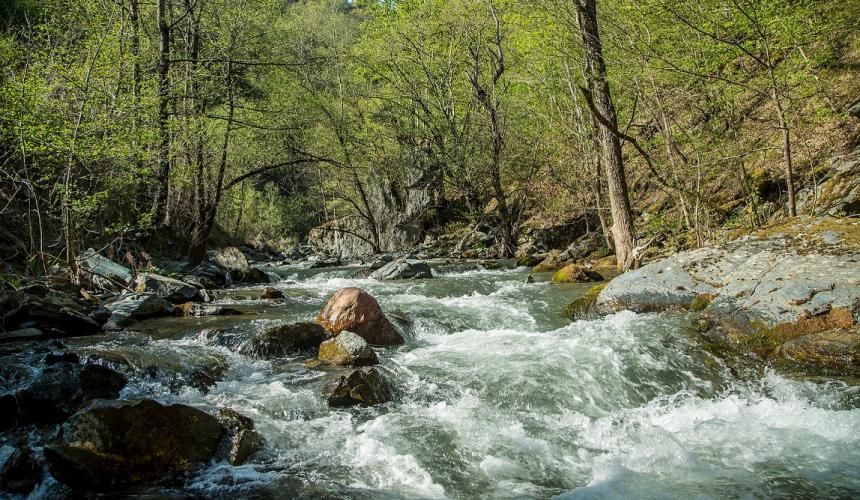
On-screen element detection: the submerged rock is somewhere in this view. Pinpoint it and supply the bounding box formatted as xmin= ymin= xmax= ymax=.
xmin=316 ymin=288 xmax=404 ymax=346
xmin=133 ymin=273 xmax=200 ymax=303
xmin=45 ymin=399 xmax=224 ymax=491
xmin=551 ymin=264 xmax=603 ymax=284
xmin=321 ymin=367 xmax=391 ymax=407
xmin=259 ymin=286 xmax=285 ymax=299
xmin=370 ymin=259 xmax=433 ymax=280
xmin=0 ymin=447 xmax=42 ymax=495
xmin=239 ymin=322 xmax=331 ymax=359
xmin=16 ymin=363 xmax=127 ymax=424
xmin=318 ymin=331 xmax=379 ymax=367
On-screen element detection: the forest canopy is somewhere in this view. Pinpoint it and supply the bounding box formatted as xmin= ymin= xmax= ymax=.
xmin=1 ymin=0 xmax=858 ymax=273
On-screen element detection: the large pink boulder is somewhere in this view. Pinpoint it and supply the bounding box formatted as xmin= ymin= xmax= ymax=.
xmin=315 ymin=288 xmax=404 ymax=346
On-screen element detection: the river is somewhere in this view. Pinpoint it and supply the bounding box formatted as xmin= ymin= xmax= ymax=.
xmin=60 ymin=262 xmax=860 ymax=498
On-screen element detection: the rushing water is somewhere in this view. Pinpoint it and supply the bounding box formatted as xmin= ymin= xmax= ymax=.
xmin=52 ymin=264 xmax=860 ymax=498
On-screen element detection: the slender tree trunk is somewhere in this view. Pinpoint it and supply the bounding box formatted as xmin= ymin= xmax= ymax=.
xmin=772 ymin=86 xmax=796 ymax=217
xmin=153 ymin=0 xmax=172 ymax=226
xmin=576 ymin=0 xmax=636 ymax=270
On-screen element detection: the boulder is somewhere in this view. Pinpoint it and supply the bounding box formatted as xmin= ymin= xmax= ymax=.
xmin=76 ymin=249 xmax=133 ymax=290
xmin=102 ymin=292 xmax=173 ymax=330
xmin=551 ymin=264 xmax=603 ymax=284
xmin=561 ymin=284 xmax=607 ymax=319
xmin=174 ymin=302 xmax=243 ymax=317
xmin=777 ymin=329 xmax=860 ymax=375
xmin=321 ymin=367 xmax=391 ymax=407
xmin=318 ymin=331 xmax=379 ymax=367
xmin=1 ymin=292 xmax=100 ymax=337
xmin=133 ymin=273 xmax=200 ymax=303
xmin=259 ymin=286 xmax=284 ymax=299
xmin=370 ymin=259 xmax=433 ymax=280
xmin=212 ymin=247 xmax=251 ymax=273
xmin=218 ymin=408 xmax=265 ymax=466
xmin=316 ymin=288 xmax=404 ymax=346
xmin=310 ymin=257 xmax=342 ymax=269
xmin=0 ymin=447 xmax=42 ymax=495
xmin=0 ymin=327 xmax=44 ymax=342
xmin=16 ymin=363 xmax=127 ymax=424
xmin=45 ymin=399 xmax=224 ymax=491
xmin=531 ymin=250 xmax=567 ymax=273
xmin=796 ymin=149 xmax=860 ymax=217
xmin=238 ymin=322 xmax=331 ymax=359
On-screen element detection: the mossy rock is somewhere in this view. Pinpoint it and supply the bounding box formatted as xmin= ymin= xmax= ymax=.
xmin=561 ymin=284 xmax=607 ymax=319
xmin=531 ymin=251 xmax=566 ymax=272
xmin=551 ymin=264 xmax=603 ymax=284
xmin=592 ymin=255 xmax=617 ymax=272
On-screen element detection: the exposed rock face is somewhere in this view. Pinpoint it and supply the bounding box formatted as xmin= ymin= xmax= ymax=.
xmin=102 ymin=292 xmax=173 ymax=329
xmin=76 ymin=248 xmax=133 ymax=291
xmin=551 ymin=264 xmax=603 ymax=284
xmin=370 ymin=259 xmax=433 ymax=280
xmin=597 ymin=218 xmax=860 ymax=374
xmin=238 ymin=322 xmax=331 ymax=359
xmin=259 ymin=286 xmax=284 ymax=299
xmin=0 ymin=447 xmax=42 ymax=494
xmin=316 ymin=288 xmax=404 ymax=346
xmin=307 ymin=168 xmax=440 ymax=258
xmin=321 ymin=367 xmax=391 ymax=407
xmin=797 ymin=149 xmax=860 ymax=216
xmin=16 ymin=363 xmax=127 ymax=424
xmin=133 ymin=273 xmax=200 ymax=303
xmin=318 ymin=331 xmax=379 ymax=367
xmin=45 ymin=399 xmax=224 ymax=491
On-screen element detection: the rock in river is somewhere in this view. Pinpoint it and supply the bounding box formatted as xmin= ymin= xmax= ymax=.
xmin=551 ymin=264 xmax=603 ymax=284
xmin=133 ymin=273 xmax=200 ymax=303
xmin=316 ymin=288 xmax=404 ymax=346
xmin=0 ymin=447 xmax=42 ymax=495
xmin=16 ymin=363 xmax=127 ymax=424
xmin=259 ymin=286 xmax=285 ymax=299
xmin=102 ymin=292 xmax=173 ymax=330
xmin=45 ymin=399 xmax=224 ymax=491
xmin=318 ymin=331 xmax=379 ymax=367
xmin=239 ymin=322 xmax=331 ymax=359
xmin=370 ymin=259 xmax=433 ymax=280
xmin=321 ymin=367 xmax=391 ymax=407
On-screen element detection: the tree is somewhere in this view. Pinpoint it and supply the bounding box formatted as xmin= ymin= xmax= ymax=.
xmin=574 ymin=0 xmax=637 ymax=269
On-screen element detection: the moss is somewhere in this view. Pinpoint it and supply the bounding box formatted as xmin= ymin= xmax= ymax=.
xmin=689 ymin=293 xmax=716 ymax=312
xmin=551 ymin=264 xmax=602 ymax=284
xmin=531 ymin=250 xmax=565 ymax=273
xmin=561 ymin=284 xmax=606 ymax=319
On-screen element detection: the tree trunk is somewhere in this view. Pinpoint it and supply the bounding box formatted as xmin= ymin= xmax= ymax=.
xmin=772 ymin=88 xmax=796 ymax=217
xmin=576 ymin=0 xmax=636 ymax=269
xmin=153 ymin=0 xmax=172 ymax=226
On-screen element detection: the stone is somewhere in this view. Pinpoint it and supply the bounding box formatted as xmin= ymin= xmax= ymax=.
xmin=238 ymin=322 xmax=331 ymax=359
xmin=310 ymin=257 xmax=342 ymax=269
xmin=44 ymin=399 xmax=224 ymax=491
xmin=1 ymin=292 xmax=100 ymax=337
xmin=777 ymin=329 xmax=860 ymax=374
xmin=102 ymin=292 xmax=172 ymax=330
xmin=592 ymin=255 xmax=618 ymax=272
xmin=174 ymin=302 xmax=243 ymax=317
xmin=370 ymin=259 xmax=433 ymax=280
xmin=796 ymin=149 xmax=860 ymax=217
xmin=531 ymin=250 xmax=568 ymax=273
xmin=551 ymin=264 xmax=603 ymax=284
xmin=0 ymin=327 xmax=44 ymax=342
xmin=318 ymin=331 xmax=379 ymax=367
xmin=217 ymin=408 xmax=265 ymax=466
xmin=0 ymin=447 xmax=42 ymax=494
xmin=212 ymin=246 xmax=251 ymax=273
xmin=316 ymin=288 xmax=404 ymax=346
xmin=16 ymin=364 xmax=127 ymax=424
xmin=321 ymin=367 xmax=391 ymax=407
xmin=76 ymin=248 xmax=133 ymax=290
xmin=133 ymin=273 xmax=200 ymax=303
xmin=259 ymin=286 xmax=284 ymax=299
xmin=561 ymin=284 xmax=607 ymax=319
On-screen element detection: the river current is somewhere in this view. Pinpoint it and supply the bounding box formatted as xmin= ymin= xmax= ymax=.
xmin=50 ymin=263 xmax=860 ymax=498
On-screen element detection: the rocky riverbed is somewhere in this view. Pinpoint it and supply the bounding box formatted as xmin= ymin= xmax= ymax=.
xmin=1 ymin=229 xmax=859 ymax=498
